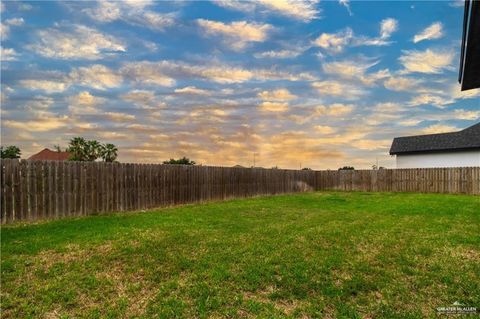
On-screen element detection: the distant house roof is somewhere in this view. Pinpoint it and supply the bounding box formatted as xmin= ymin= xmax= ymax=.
xmin=389 ymin=123 xmax=480 ymax=155
xmin=28 ymin=148 xmax=71 ymax=161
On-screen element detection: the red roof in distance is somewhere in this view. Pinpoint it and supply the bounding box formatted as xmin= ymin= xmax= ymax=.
xmin=28 ymin=148 xmax=71 ymax=161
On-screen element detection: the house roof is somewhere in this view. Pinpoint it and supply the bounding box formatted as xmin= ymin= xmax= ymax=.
xmin=389 ymin=122 xmax=480 ymax=155
xmin=28 ymin=148 xmax=71 ymax=161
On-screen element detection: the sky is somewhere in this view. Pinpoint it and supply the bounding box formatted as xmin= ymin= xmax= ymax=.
xmin=1 ymin=0 xmax=479 ymax=169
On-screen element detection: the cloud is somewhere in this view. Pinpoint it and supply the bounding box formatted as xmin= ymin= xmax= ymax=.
xmin=413 ymin=22 xmax=443 ymax=43
xmin=28 ymin=25 xmax=126 ymax=60
xmin=451 ymin=85 xmax=480 ymax=100
xmin=399 ymin=119 xmax=422 ymax=127
xmin=174 ymin=86 xmax=211 ymax=95
xmin=83 ymin=1 xmax=121 ymax=22
xmin=0 ymin=22 xmax=9 ymax=39
xmin=70 ymin=64 xmax=123 ymax=90
xmin=3 ymin=112 xmax=69 ymax=132
xmin=421 ymin=124 xmax=458 ymax=134
xmin=364 ymin=102 xmax=405 ymax=126
xmin=373 ymin=102 xmax=405 ymax=113
xmin=257 ymin=89 xmax=297 ymax=114
xmin=214 ymin=0 xmax=320 ymax=22
xmin=365 ymin=112 xmax=402 ymax=126
xmin=314 ymin=125 xmax=336 ymax=134
xmin=126 ymin=123 xmax=159 ymax=133
xmin=285 ymin=103 xmax=354 ymax=124
xmin=322 ymin=59 xmax=389 ymax=85
xmin=71 ymin=91 xmax=98 ymax=106
xmin=394 ymin=108 xmax=478 ymax=129
xmin=256 ymin=131 xmax=344 ymax=169
xmin=214 ymin=0 xmax=256 ymax=13
xmin=197 ymin=19 xmax=272 ymax=50
xmin=257 ymin=0 xmax=320 ymax=22
xmin=380 ymin=18 xmax=398 ymax=39
xmin=399 ymin=49 xmax=454 ymax=74
xmin=408 ymin=84 xmax=480 ymax=107
xmin=4 ymin=118 xmax=68 ymax=132
xmin=353 ymin=139 xmax=392 ymax=150
xmin=121 ymin=61 xmax=176 ymax=86
xmin=5 ymin=17 xmax=24 ymax=26
xmin=314 ymin=103 xmax=354 ymax=116
xmin=258 ymin=89 xmax=296 ymax=101
xmin=352 ymin=18 xmax=398 ymax=46
xmin=0 ymin=17 xmax=24 ymax=39
xmin=313 ymin=18 xmax=398 ymax=54
xmin=68 ymin=91 xmax=103 ymax=114
xmin=18 ymin=3 xmax=33 ymax=11
xmin=24 ymin=96 xmax=54 ymax=111
xmin=338 ymin=0 xmax=352 ymax=15
xmin=408 ymin=94 xmax=450 ymax=107
xmin=383 ymin=76 xmax=422 ymax=92
xmin=121 ymin=60 xmax=311 ymax=85
xmin=254 ymin=49 xmax=304 ymax=59
xmin=311 ymin=126 xmax=381 ymax=149
xmin=19 ymin=65 xmax=122 ymax=93
xmin=83 ymin=1 xmax=174 ymax=32
xmin=123 ymin=10 xmax=175 ymax=32
xmin=179 ymin=106 xmax=233 ymax=125
xmin=104 ymin=111 xmax=136 ymax=122
xmin=251 ymin=69 xmax=315 ymax=81
xmin=258 ymin=101 xmax=289 ymax=112
xmin=121 ymin=90 xmax=165 ymax=109
xmin=313 ymin=28 xmax=353 ymax=53
xmin=121 ymin=90 xmax=155 ymax=104
xmin=452 ymin=109 xmax=480 ymax=120
xmin=312 ymin=81 xmax=366 ymax=99
xmin=19 ymin=79 xmax=69 ymax=93
xmin=97 ymin=131 xmax=130 ymax=141
xmin=1 ymin=47 xmax=19 ymax=61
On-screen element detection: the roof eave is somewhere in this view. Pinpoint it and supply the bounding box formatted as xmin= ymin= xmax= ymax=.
xmin=459 ymin=0 xmax=480 ymax=91
xmin=390 ymin=147 xmax=480 ymax=156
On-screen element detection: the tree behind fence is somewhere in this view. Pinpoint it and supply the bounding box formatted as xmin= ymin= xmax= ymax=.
xmin=1 ymin=159 xmax=479 ymax=223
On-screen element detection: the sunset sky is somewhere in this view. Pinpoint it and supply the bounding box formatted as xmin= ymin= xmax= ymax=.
xmin=1 ymin=0 xmax=479 ymax=169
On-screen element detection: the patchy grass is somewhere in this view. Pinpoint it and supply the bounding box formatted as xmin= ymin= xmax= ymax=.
xmin=1 ymin=192 xmax=479 ymax=318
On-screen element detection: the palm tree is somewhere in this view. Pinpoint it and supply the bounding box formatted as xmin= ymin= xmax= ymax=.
xmin=85 ymin=140 xmax=102 ymax=162
xmin=0 ymin=145 xmax=21 ymax=159
xmin=67 ymin=137 xmax=87 ymax=161
xmin=67 ymin=137 xmax=118 ymax=162
xmin=101 ymin=143 xmax=118 ymax=162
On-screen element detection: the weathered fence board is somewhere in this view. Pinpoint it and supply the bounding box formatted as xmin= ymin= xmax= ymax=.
xmin=1 ymin=159 xmax=479 ymax=223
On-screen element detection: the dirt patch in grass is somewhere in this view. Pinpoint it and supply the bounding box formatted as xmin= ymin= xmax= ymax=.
xmin=447 ymin=247 xmax=480 ymax=261
xmin=94 ymin=262 xmax=157 ymax=317
xmin=6 ymin=241 xmax=159 ymax=318
xmin=35 ymin=242 xmax=114 ymax=271
xmin=43 ymin=308 xmax=63 ymax=319
xmin=242 ymin=286 xmax=308 ymax=316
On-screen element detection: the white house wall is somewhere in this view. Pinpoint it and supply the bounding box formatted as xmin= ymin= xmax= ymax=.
xmin=396 ymin=151 xmax=480 ymax=168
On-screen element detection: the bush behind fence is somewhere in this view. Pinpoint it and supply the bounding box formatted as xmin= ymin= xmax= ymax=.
xmin=1 ymin=159 xmax=479 ymax=223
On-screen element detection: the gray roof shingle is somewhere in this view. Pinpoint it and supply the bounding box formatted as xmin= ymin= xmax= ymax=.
xmin=389 ymin=122 xmax=480 ymax=155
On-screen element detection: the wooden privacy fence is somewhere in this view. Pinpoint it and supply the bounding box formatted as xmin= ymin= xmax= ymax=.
xmin=1 ymin=159 xmax=479 ymax=223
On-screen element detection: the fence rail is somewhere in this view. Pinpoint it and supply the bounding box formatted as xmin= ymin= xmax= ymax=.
xmin=1 ymin=159 xmax=479 ymax=223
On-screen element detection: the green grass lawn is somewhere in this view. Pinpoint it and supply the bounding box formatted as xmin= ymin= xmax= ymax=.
xmin=1 ymin=192 xmax=479 ymax=318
